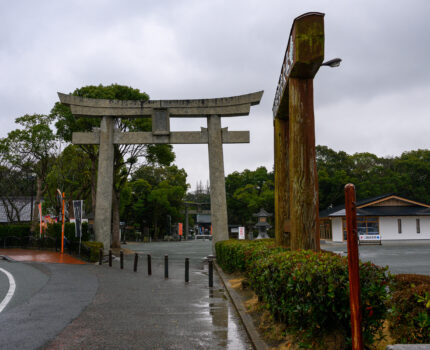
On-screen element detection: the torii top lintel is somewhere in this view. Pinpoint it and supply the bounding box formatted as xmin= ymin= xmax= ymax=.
xmin=58 ymin=91 xmax=263 ymax=118
xmin=272 ymin=12 xmax=325 ymax=119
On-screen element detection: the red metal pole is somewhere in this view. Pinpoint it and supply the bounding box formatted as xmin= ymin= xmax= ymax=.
xmin=345 ymin=184 xmax=363 ymax=350
xmin=61 ymin=192 xmax=65 ymax=254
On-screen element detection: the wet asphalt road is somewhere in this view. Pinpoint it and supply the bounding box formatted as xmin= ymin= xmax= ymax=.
xmin=322 ymin=240 xmax=430 ymax=275
xmin=0 ymin=240 xmax=253 ymax=350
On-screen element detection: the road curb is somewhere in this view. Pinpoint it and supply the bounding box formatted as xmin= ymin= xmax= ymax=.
xmin=214 ymin=262 xmax=269 ymax=350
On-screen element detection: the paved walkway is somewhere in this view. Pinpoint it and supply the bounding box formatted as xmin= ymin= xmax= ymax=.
xmin=0 ymin=241 xmax=253 ymax=350
xmin=0 ymin=249 xmax=86 ymax=264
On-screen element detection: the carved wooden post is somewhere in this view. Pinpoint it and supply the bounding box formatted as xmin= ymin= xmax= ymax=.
xmin=272 ymin=12 xmax=325 ymax=250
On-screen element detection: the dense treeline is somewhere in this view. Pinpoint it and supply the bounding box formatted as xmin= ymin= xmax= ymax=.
xmin=0 ymin=84 xmax=188 ymax=243
xmin=224 ymin=147 xmax=430 ymax=228
xmin=317 ymin=146 xmax=430 ymax=209
xmin=1 ymin=81 xmax=429 ymax=243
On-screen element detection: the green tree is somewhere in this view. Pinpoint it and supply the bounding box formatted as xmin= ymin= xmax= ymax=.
xmin=126 ymin=164 xmax=188 ymax=239
xmin=225 ymin=167 xmax=274 ymax=233
xmin=0 ymin=114 xmax=58 ymax=230
xmin=44 ymin=145 xmax=93 ymax=219
xmin=51 ymin=84 xmax=175 ymax=247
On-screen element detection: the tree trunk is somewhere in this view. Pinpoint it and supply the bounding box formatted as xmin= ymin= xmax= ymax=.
xmin=90 ymin=155 xmax=97 ymax=216
xmin=31 ymin=177 xmax=43 ymax=233
xmin=111 ymin=188 xmax=121 ymax=248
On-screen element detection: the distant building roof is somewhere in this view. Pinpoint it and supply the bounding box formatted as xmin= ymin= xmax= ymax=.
xmin=253 ymin=208 xmax=273 ymax=217
xmin=320 ymin=194 xmax=430 ymax=218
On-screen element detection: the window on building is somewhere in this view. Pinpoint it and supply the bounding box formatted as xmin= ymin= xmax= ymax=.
xmin=398 ymin=219 xmax=402 ymax=234
xmin=416 ymin=218 xmax=421 ymax=234
xmin=342 ymin=216 xmax=379 ymax=241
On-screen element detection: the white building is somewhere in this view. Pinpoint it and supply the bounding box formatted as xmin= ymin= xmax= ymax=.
xmin=320 ymin=194 xmax=430 ymax=242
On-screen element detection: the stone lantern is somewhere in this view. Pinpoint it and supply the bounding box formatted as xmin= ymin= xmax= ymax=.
xmin=253 ymin=208 xmax=272 ymax=239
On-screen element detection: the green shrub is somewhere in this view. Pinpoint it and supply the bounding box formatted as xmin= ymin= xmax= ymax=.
xmin=45 ymin=222 xmax=90 ymax=242
xmin=82 ymin=241 xmax=104 ymax=262
xmin=215 ymin=240 xmax=390 ymax=349
xmin=215 ymin=239 xmax=286 ymax=273
xmin=388 ymin=274 xmax=430 ymax=344
xmin=0 ymin=224 xmax=31 ymax=239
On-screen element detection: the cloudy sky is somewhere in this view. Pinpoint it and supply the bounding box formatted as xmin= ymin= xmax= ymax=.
xmin=1 ymin=0 xmax=429 ymax=189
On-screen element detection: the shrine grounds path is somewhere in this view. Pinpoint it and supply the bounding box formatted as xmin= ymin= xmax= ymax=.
xmin=0 ymin=240 xmax=253 ymax=350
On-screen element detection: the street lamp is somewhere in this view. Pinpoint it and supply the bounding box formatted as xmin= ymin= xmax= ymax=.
xmin=321 ymin=58 xmax=342 ymax=67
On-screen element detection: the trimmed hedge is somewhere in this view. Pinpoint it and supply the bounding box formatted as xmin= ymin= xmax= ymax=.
xmin=215 ymin=239 xmax=390 ymax=349
xmin=45 ymin=222 xmax=90 ymax=242
xmin=0 ymin=224 xmax=31 ymax=239
xmin=215 ymin=238 xmax=287 ymax=273
xmin=388 ymin=274 xmax=430 ymax=344
xmin=82 ymin=241 xmax=104 ymax=262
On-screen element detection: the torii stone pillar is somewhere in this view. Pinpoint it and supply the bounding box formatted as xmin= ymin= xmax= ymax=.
xmin=94 ymin=116 xmax=115 ymax=248
xmin=272 ymin=12 xmax=324 ymax=251
xmin=207 ymin=115 xmax=229 ymax=244
xmin=58 ymin=91 xmax=263 ymax=250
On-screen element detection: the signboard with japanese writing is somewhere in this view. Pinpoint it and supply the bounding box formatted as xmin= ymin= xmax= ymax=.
xmin=359 ymin=234 xmax=382 ymax=245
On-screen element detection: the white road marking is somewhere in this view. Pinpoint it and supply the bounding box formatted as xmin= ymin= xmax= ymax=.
xmin=0 ymin=267 xmax=16 ymax=313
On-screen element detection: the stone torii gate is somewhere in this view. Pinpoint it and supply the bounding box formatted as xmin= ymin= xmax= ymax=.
xmin=58 ymin=91 xmax=263 ymax=249
xmin=272 ymin=12 xmax=325 ymax=251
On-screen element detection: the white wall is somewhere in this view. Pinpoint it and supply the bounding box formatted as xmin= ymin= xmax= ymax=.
xmin=332 ymin=217 xmax=343 ymax=242
xmin=380 ymin=216 xmax=430 ymax=240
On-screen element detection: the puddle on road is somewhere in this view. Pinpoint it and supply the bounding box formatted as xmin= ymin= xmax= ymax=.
xmin=191 ymin=287 xmax=252 ymax=349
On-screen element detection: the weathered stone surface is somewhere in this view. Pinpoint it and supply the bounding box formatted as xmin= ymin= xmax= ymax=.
xmin=152 ymin=109 xmax=170 ymax=135
xmin=207 ymin=115 xmax=229 ymax=248
xmin=58 ymin=91 xmax=263 ymax=108
xmin=69 ymin=104 xmax=252 ymax=117
xmin=62 ymin=90 xmax=263 ymax=252
xmin=73 ymin=130 xmax=249 ymax=145
xmin=94 ymin=116 xmax=114 ymax=249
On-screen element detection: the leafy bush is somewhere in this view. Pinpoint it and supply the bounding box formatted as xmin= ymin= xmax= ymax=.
xmin=388 ymin=274 xmax=430 ymax=344
xmin=45 ymin=222 xmax=90 ymax=242
xmin=215 ymin=240 xmax=390 ymax=348
xmin=215 ymin=238 xmax=287 ymax=273
xmin=0 ymin=224 xmax=31 ymax=239
xmin=82 ymin=241 xmax=104 ymax=262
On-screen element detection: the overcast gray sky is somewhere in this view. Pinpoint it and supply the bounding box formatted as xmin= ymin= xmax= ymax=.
xmin=1 ymin=0 xmax=429 ymax=189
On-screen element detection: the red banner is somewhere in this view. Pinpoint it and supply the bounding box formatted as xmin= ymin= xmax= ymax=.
xmin=178 ymin=223 xmax=183 ymax=236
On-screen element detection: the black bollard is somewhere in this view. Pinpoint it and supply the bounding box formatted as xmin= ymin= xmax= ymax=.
xmin=185 ymin=258 xmax=189 ymax=283
xmin=164 ymin=255 xmax=169 ymax=279
xmin=99 ymin=248 xmax=103 ymax=265
xmin=120 ymin=251 xmax=124 ymax=269
xmin=208 ymin=259 xmax=213 ymax=287
xmin=147 ymin=254 xmax=152 ymax=275
xmin=134 ymin=253 xmax=138 ymax=272
xmin=109 ymin=249 xmax=112 ymax=267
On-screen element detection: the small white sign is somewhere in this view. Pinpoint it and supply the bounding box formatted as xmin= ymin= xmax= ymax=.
xmin=238 ymin=227 xmax=246 ymax=240
xmin=359 ymin=234 xmax=381 ymax=241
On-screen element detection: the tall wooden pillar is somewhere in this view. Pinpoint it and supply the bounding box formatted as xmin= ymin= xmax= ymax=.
xmin=289 ymin=78 xmax=320 ymax=251
xmin=274 ymin=118 xmax=290 ymax=247
xmin=272 ymin=12 xmax=325 ymax=251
